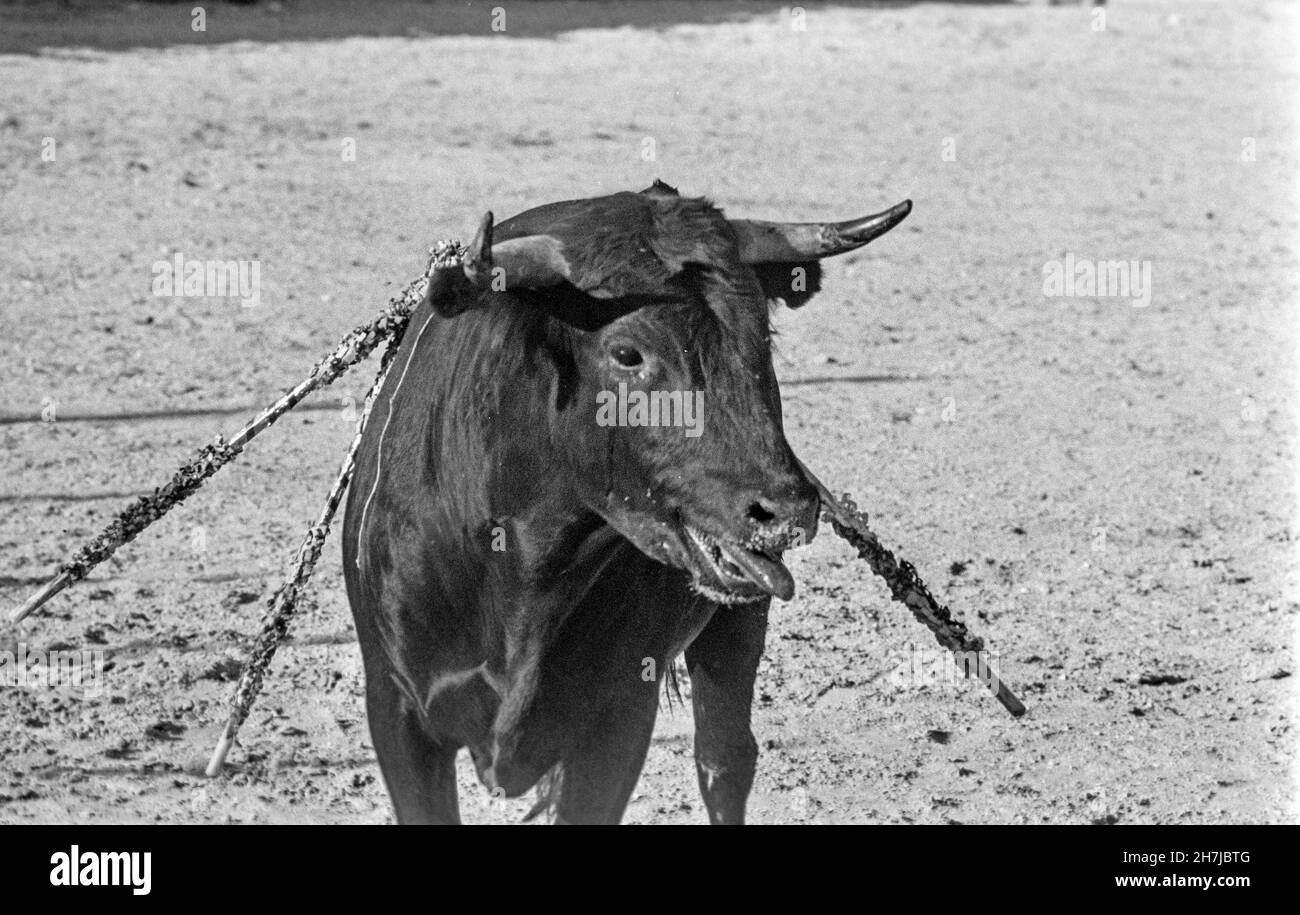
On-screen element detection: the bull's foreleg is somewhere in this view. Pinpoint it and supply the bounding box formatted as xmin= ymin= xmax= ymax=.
xmin=365 ymin=674 xmax=461 ymax=825
xmin=684 ymin=600 xmax=769 ymax=825
xmin=552 ymin=686 xmax=660 ymax=825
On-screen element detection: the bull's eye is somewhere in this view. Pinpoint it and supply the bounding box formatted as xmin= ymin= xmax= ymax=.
xmin=610 ymin=344 xmax=644 ymax=370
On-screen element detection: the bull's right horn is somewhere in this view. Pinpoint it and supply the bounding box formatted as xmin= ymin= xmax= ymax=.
xmin=462 ymin=211 xmax=573 ymax=291
xmin=461 ymin=211 xmax=495 ymax=287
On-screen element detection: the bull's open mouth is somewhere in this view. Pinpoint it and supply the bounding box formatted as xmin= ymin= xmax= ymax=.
xmin=682 ymin=523 xmax=795 ymax=604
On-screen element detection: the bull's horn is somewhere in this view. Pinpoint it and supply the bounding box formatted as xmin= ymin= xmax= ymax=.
xmin=490 ymin=236 xmax=572 ymax=289
xmin=731 ymin=199 xmax=912 ymax=263
xmin=462 ymin=211 xmax=495 ymax=287
xmin=462 ymin=211 xmax=573 ymax=290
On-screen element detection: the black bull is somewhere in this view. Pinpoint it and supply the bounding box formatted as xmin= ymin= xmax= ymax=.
xmin=341 ymin=181 xmax=910 ymax=823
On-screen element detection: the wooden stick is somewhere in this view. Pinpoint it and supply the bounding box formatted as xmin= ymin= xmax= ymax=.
xmin=205 ymin=327 xmax=406 ymax=776
xmin=796 ymin=459 xmax=1027 ymax=718
xmin=8 ymin=242 xmax=462 ymax=624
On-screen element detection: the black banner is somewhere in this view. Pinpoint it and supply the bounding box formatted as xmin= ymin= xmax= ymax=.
xmin=2 ymin=824 xmax=1289 ymax=900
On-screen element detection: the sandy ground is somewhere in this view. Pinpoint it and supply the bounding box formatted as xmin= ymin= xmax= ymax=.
xmin=0 ymin=0 xmax=1296 ymax=824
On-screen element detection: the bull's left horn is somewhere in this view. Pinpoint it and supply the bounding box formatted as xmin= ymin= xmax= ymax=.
xmin=731 ymin=199 xmax=912 ymax=263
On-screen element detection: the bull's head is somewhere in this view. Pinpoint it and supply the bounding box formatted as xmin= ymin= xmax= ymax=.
xmin=427 ymin=181 xmax=910 ymax=604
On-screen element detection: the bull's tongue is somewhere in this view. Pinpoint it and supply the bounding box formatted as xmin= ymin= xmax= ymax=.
xmin=716 ymin=542 xmax=795 ymax=601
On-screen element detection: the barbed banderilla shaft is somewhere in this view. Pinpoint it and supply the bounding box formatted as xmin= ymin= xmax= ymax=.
xmin=796 ymin=459 xmax=1027 ymax=719
xmin=204 ymin=329 xmax=407 ymax=776
xmin=203 ymin=243 xmax=472 ymax=774
xmin=7 ymin=242 xmax=463 ymax=625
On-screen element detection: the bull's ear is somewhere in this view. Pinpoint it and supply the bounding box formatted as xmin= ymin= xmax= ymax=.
xmin=749 ymin=261 xmax=823 ymax=310
xmin=423 ymin=266 xmax=475 ymax=317
xmin=423 ymin=209 xmax=571 ymax=317
xmin=459 ymin=211 xmax=575 ymax=293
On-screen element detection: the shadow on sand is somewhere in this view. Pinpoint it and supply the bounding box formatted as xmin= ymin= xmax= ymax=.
xmin=1 ymin=0 xmax=1017 ymax=56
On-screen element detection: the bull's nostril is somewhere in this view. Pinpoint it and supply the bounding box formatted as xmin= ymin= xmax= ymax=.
xmin=746 ymin=501 xmax=776 ymax=525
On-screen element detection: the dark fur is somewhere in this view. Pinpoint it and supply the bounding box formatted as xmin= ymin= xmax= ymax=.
xmin=342 ymin=183 xmax=819 ymax=824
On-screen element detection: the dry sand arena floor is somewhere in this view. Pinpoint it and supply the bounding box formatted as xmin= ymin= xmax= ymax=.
xmin=0 ymin=0 xmax=1296 ymax=823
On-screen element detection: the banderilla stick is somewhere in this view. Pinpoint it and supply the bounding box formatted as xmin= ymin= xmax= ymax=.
xmin=204 ymin=322 xmax=408 ymax=776
xmin=8 ymin=242 xmax=463 ymax=625
xmin=796 ymin=459 xmax=1027 ymax=718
